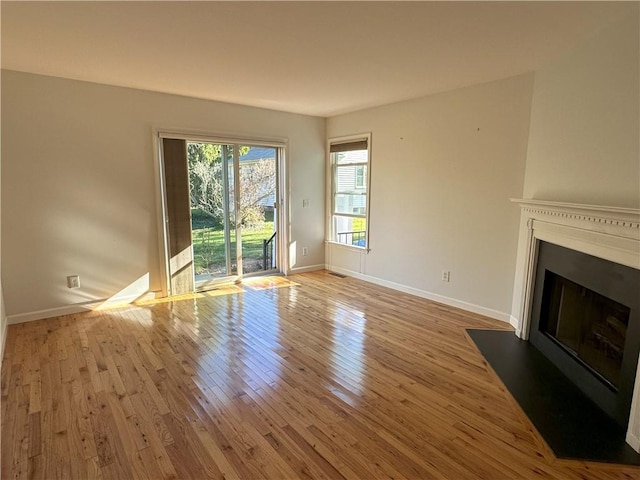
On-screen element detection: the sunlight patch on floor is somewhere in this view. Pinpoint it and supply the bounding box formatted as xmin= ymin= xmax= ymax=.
xmin=125 ymin=275 xmax=298 ymax=309
xmin=242 ymin=275 xmax=299 ymax=291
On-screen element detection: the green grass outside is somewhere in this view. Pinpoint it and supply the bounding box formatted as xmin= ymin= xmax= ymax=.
xmin=191 ymin=211 xmax=275 ymax=274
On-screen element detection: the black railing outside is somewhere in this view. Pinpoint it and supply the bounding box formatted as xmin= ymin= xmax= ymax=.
xmin=337 ymin=230 xmax=366 ymax=247
xmin=263 ymin=231 xmax=277 ymax=270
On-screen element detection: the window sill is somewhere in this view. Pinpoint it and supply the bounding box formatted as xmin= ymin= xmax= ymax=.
xmin=325 ymin=240 xmax=370 ymax=254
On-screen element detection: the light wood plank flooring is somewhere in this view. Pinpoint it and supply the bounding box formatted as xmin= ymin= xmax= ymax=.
xmin=2 ymin=271 xmax=638 ymax=479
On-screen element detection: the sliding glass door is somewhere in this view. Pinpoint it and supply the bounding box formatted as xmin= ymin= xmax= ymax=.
xmin=161 ymin=136 xmax=280 ymax=294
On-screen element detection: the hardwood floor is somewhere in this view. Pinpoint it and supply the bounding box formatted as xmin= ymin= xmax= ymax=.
xmin=2 ymin=271 xmax=638 ymax=479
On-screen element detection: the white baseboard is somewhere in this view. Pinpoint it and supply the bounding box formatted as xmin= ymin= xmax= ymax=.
xmin=509 ymin=316 xmax=524 ymax=338
xmin=626 ymin=431 xmax=640 ymax=453
xmin=288 ymin=264 xmax=325 ymax=275
xmin=7 ymin=292 xmax=158 ymax=325
xmin=326 ymin=265 xmax=511 ymax=324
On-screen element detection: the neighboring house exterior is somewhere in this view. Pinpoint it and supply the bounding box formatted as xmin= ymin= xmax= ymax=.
xmin=239 ymin=146 xmax=277 ymax=209
xmin=335 ymin=156 xmax=367 ymax=215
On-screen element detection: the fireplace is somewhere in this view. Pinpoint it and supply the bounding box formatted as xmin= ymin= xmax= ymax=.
xmin=510 ymin=199 xmax=640 ymax=451
xmin=529 ymin=241 xmax=640 ymax=427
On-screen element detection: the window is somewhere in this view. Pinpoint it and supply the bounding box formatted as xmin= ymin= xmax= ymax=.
xmin=329 ymin=135 xmax=370 ymax=249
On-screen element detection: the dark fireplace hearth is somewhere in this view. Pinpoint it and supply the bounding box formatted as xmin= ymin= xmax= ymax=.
xmin=529 ymin=241 xmax=640 ymax=428
xmin=468 ymin=329 xmax=640 ymax=465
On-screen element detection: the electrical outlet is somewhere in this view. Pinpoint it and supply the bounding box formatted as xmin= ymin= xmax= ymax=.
xmin=303 ymin=199 xmax=310 ymax=208
xmin=441 ymin=270 xmax=450 ymax=282
xmin=302 ymin=247 xmax=308 ymax=256
xmin=67 ymin=275 xmax=81 ymax=289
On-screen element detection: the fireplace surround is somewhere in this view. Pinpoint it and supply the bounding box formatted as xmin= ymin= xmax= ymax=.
xmin=529 ymin=241 xmax=640 ymax=428
xmin=510 ymin=199 xmax=640 ymax=452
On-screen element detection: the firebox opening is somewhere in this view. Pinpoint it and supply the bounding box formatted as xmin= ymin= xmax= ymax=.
xmin=539 ymin=270 xmax=630 ymax=391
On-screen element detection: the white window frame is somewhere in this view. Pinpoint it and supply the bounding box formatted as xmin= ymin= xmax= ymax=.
xmin=327 ymin=133 xmax=372 ymax=251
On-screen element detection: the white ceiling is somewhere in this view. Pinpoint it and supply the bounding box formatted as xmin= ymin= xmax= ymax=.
xmin=1 ymin=1 xmax=633 ymax=117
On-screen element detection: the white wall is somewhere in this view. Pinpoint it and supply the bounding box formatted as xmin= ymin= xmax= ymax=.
xmin=1 ymin=70 xmax=325 ymax=320
xmin=327 ymin=74 xmax=534 ymax=321
xmin=523 ymin=10 xmax=639 ymax=208
xmin=0 ymin=67 xmax=6 ymax=358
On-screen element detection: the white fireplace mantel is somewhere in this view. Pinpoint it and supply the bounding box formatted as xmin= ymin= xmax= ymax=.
xmin=509 ymin=198 xmax=640 ymax=452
